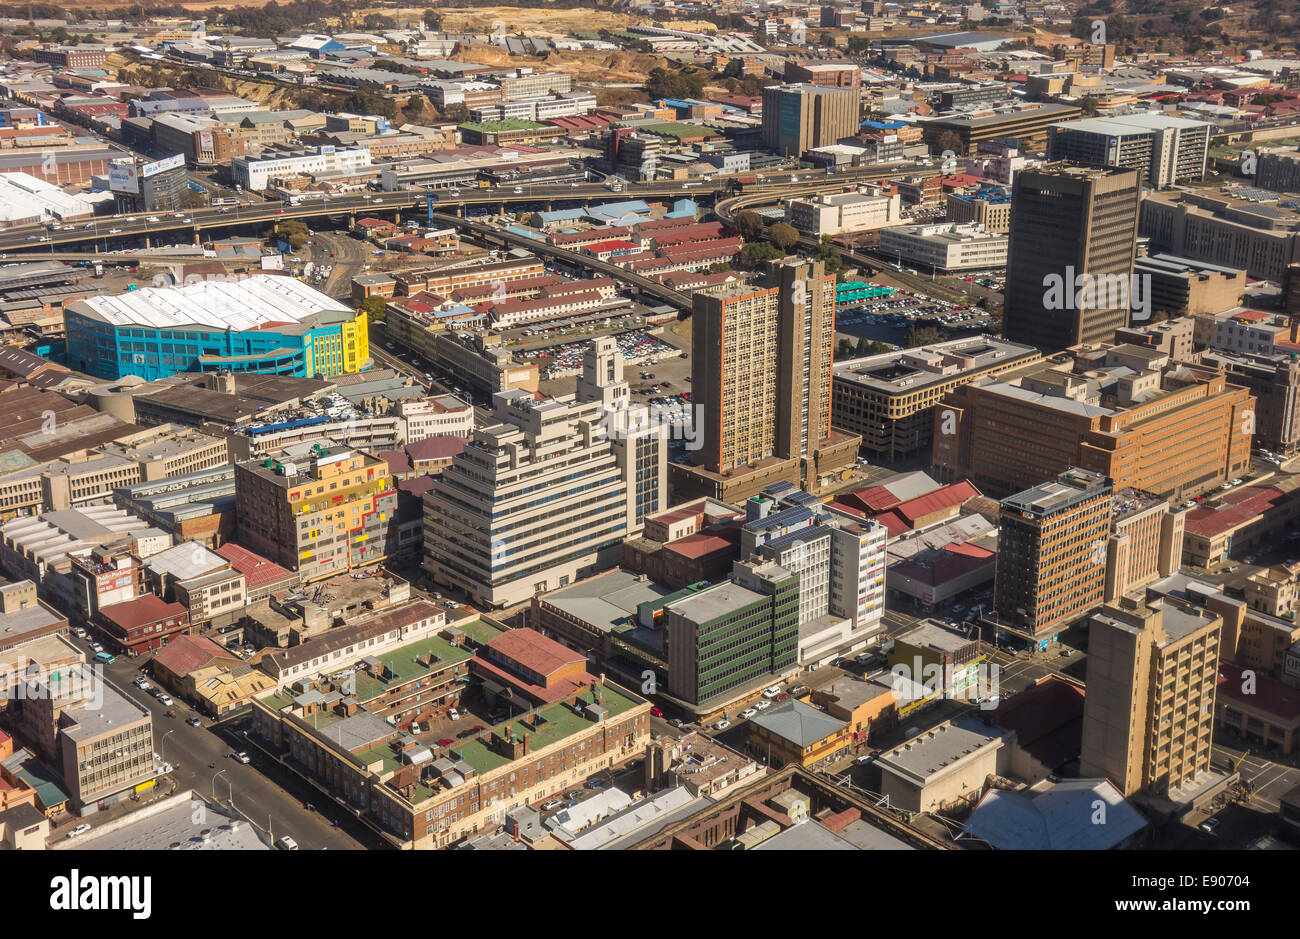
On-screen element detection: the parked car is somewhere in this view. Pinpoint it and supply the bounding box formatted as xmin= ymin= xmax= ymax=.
xmin=157 ymin=694 xmax=173 ymax=706
xmin=1199 ymin=817 xmax=1220 ymax=834
xmin=739 ymin=708 xmax=757 ymax=720
xmin=233 ymin=751 xmax=250 ymax=764
xmin=94 ymin=651 xmax=116 ymax=664
xmin=754 ymin=699 xmax=771 ymax=711
xmin=436 ymin=738 xmax=454 ymax=747
xmin=713 ymin=719 xmax=731 ymax=731
xmin=275 ymin=836 xmax=298 ymax=850
xmin=650 ymin=706 xmax=664 ymax=717
xmin=72 ymin=626 xmax=87 ymax=638
xmin=762 ymin=685 xmax=782 ymax=699
xmin=67 ymin=824 xmax=92 ymax=839
xmin=186 ymin=716 xmax=201 ymax=727
xmin=543 ymin=800 xmax=563 ymax=810
xmin=585 ymin=778 xmax=606 ymax=789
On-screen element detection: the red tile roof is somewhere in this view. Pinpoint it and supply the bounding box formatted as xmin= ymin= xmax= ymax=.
xmin=215 ymin=542 xmax=295 ymax=589
xmin=895 ymin=481 xmax=979 ymax=525
xmin=1183 ymin=485 xmax=1291 ymax=538
xmin=406 ymin=435 xmax=467 ymax=461
xmin=485 ymin=627 xmax=584 ymax=677
xmin=664 ymin=531 xmax=736 ymax=561
xmin=151 ymin=634 xmax=239 ymax=677
xmin=100 ymin=594 xmax=187 ymax=630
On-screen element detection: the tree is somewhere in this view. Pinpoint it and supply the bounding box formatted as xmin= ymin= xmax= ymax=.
xmin=857 ymin=337 xmax=892 ymax=355
xmin=733 ymin=210 xmax=766 ymax=242
xmin=359 ymin=295 xmax=388 ymax=321
xmin=722 ymin=58 xmax=745 ymax=79
xmin=766 ymin=221 xmax=799 ymax=252
xmin=810 ymin=235 xmax=843 ymax=275
xmin=736 ymin=240 xmax=782 ymax=270
xmin=1079 ymin=95 xmax=1100 ymax=116
xmin=935 ymin=130 xmax=964 ymax=158
xmin=906 ymin=324 xmax=943 ymax=347
xmin=423 ymin=9 xmax=442 ymax=30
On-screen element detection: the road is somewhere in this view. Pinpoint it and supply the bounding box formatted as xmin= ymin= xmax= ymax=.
xmin=53 ymin=631 xmax=375 ymax=850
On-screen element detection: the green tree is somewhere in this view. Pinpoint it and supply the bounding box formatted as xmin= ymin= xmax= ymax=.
xmin=359 ymin=295 xmax=388 ymax=321
xmin=732 ymin=210 xmax=766 ymax=242
xmin=906 ymin=324 xmax=943 ymax=347
xmin=736 ymin=240 xmax=782 ymax=270
xmin=810 ymin=235 xmax=843 ymax=275
xmin=766 ymin=221 xmax=799 ymax=252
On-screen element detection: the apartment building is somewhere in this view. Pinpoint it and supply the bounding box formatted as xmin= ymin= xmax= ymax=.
xmin=995 ymin=469 xmax=1112 ymax=639
xmin=1080 ymin=594 xmax=1221 ymax=799
xmin=761 ymin=84 xmax=859 ymax=157
xmin=786 ymin=188 xmax=902 ymax=236
xmin=946 ymin=186 xmax=1012 ymax=233
xmin=673 ymin=258 xmax=860 ymax=503
xmin=1106 ymin=489 xmax=1186 ymax=603
xmin=878 ymin=222 xmax=1009 ymax=272
xmin=235 ymin=442 xmax=397 ymax=583
xmin=1003 ymin=166 xmax=1141 ymax=351
xmin=1140 ymin=188 xmax=1300 ymax=283
xmin=831 ymin=335 xmax=1041 ymax=464
xmin=932 ymin=352 xmax=1255 ymax=499
xmin=1200 ymin=349 xmax=1300 ymax=456
xmin=1047 ymin=113 xmax=1209 ymax=188
xmin=424 ymin=339 xmax=667 ymax=608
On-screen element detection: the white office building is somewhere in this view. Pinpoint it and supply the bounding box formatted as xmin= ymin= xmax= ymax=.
xmin=423 ymin=338 xmax=667 ymax=608
xmin=878 ymin=222 xmax=1009 ymax=272
xmin=231 ymin=145 xmax=372 ymax=190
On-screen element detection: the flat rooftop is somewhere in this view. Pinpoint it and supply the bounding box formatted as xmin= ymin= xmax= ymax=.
xmin=877 ymin=716 xmax=1011 ymax=784
xmin=537 ymin=569 xmax=674 ymax=634
xmin=1001 ymin=469 xmax=1110 ymax=517
xmin=664 ymin=580 xmax=766 ymax=623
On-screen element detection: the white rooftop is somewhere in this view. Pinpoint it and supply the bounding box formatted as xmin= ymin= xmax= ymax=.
xmin=72 ymin=274 xmax=349 ymax=331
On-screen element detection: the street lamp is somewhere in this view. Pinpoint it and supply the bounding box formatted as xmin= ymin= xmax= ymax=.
xmin=212 ymin=768 xmax=233 ymax=806
xmin=160 ymin=728 xmax=175 ymax=765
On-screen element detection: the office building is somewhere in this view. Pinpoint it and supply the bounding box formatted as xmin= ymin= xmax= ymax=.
xmin=761 ymin=84 xmax=859 ymax=157
xmin=1047 ymin=113 xmax=1210 ymax=188
xmin=933 ymin=351 xmax=1255 ymax=499
xmin=231 ymin=145 xmax=372 ymax=190
xmin=1249 ymin=149 xmax=1300 ymax=194
xmin=1200 ymin=349 xmax=1300 ymax=456
xmin=19 ymin=664 xmax=154 ymax=813
xmin=423 ymin=339 xmax=667 ymax=608
xmin=831 ymin=335 xmax=1041 ymax=464
xmin=1130 ymin=254 xmax=1246 ymax=318
xmin=995 ymin=468 xmax=1112 ymax=638
xmin=65 ymin=275 xmax=371 ymax=381
xmin=235 ymin=442 xmax=398 ymax=583
xmin=946 ymin=185 xmax=1012 ymax=233
xmin=738 ymin=481 xmax=889 ymax=660
xmin=1080 ymin=594 xmax=1221 ymax=798
xmin=919 ymin=103 xmax=1081 ymax=154
xmin=786 ymin=188 xmax=902 ymax=236
xmin=1140 ymin=187 xmax=1300 ymax=283
xmin=672 ymin=259 xmax=860 ymax=502
xmin=663 ymin=568 xmax=799 ymax=706
xmin=106 ymin=154 xmax=188 ymax=213
xmin=1003 ymin=166 xmax=1141 ymax=351
xmin=878 ymin=222 xmax=1008 ymax=272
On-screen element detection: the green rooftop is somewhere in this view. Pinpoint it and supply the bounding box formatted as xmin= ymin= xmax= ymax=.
xmin=350 ymin=633 xmax=473 ymax=701
xmin=643 ymin=122 xmax=714 ymax=141
xmin=459 ymin=118 xmax=546 ymax=133
xmin=440 ymin=681 xmax=642 ymax=776
xmin=455 ymin=618 xmax=507 ymax=646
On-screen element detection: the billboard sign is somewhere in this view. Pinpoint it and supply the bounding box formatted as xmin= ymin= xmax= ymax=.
xmin=142 ymin=153 xmax=185 ymax=178
xmin=108 ymin=161 xmax=140 ymax=194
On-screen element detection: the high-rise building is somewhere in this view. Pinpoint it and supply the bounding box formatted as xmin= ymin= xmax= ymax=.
xmin=761 ymin=83 xmax=859 ymax=157
xmin=424 ymin=338 xmax=666 ymax=608
xmin=1080 ymin=594 xmax=1221 ymax=798
xmin=1003 ymin=166 xmax=1141 ymax=351
xmin=234 ymin=442 xmax=398 ymax=583
xmin=1047 ymin=113 xmax=1210 ymax=189
xmin=671 ymin=258 xmax=859 ymax=502
xmin=995 ymin=468 xmax=1112 ymax=638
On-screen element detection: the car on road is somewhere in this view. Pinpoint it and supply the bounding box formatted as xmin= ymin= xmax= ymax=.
xmin=233 ymin=751 xmax=250 ymax=764
xmin=157 ymin=693 xmax=173 ymax=706
xmin=585 ymin=778 xmax=606 ymax=789
xmin=72 ymin=626 xmax=86 ymax=638
xmin=739 ymin=708 xmax=757 ymax=720
xmin=275 ymin=836 xmax=299 ymax=850
xmin=650 ymin=706 xmax=663 ymax=717
xmin=754 ymin=699 xmax=771 ymax=711
xmin=186 ymin=716 xmax=201 ymax=727
xmin=133 ymin=677 xmax=150 ymax=690
xmin=714 ymin=720 xmax=731 ymax=731
xmin=668 ymin=717 xmax=682 ymax=727
xmin=94 ymin=651 xmax=117 ymax=664
xmin=762 ymin=685 xmax=782 ymax=699
xmin=67 ymin=824 xmax=92 ymax=839
xmin=1199 ymin=817 xmax=1220 ymax=834
xmin=108 ymin=229 xmax=122 ymax=234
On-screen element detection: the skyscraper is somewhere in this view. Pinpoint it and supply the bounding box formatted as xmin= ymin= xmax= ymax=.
xmin=994 ymin=467 xmax=1112 ymax=639
xmin=1003 ymin=166 xmax=1140 ymax=351
xmin=672 ymin=258 xmax=859 ymax=502
xmin=423 ymin=338 xmax=666 ymax=608
xmin=761 ymin=83 xmax=859 ymax=157
xmin=1080 ymin=594 xmax=1221 ymax=798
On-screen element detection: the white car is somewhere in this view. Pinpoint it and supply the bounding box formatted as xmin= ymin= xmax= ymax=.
xmin=762 ymin=685 xmax=781 ymax=699
xmin=108 ymin=228 xmax=122 ymax=234
xmin=67 ymin=823 xmax=92 ymax=839
xmin=713 ymin=720 xmax=731 ymax=731
xmin=542 ymin=800 xmax=563 ymax=810
xmin=157 ymin=694 xmax=173 ymax=706
xmin=754 ymin=699 xmax=771 ymax=711
xmin=275 ymin=835 xmax=298 ymax=850
xmin=739 ymin=708 xmax=757 ymax=720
